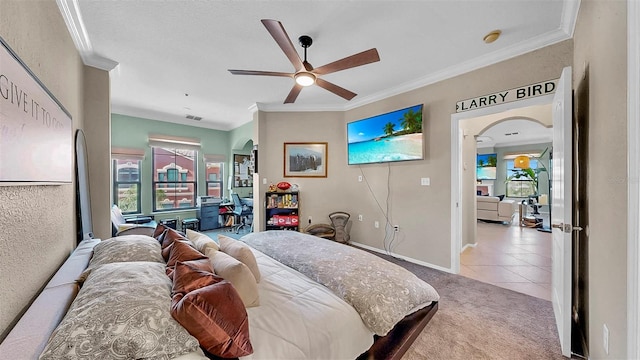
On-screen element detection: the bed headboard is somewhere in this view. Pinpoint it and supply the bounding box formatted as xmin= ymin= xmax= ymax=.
xmin=0 ymin=239 xmax=99 ymax=359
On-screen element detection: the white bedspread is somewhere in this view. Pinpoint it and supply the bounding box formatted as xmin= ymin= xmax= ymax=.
xmin=241 ymin=249 xmax=374 ymax=359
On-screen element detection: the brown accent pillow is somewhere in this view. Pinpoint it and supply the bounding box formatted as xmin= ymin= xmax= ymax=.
xmin=218 ymin=235 xmax=261 ymax=283
xmin=166 ymin=240 xmax=206 ymax=268
xmin=161 ymin=227 xmax=188 ymax=250
xmin=172 ymin=260 xmax=222 ymax=296
xmin=206 ymin=248 xmax=259 ymax=308
xmin=171 ymin=262 xmax=253 ymax=358
xmin=153 ymin=224 xmax=169 ymax=239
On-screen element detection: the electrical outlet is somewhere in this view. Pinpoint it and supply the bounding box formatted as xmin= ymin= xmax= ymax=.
xmin=393 ymin=225 xmax=399 ymax=232
xmin=358 ymin=214 xmax=363 ymax=221
xmin=603 ymin=324 xmax=609 ymax=355
xmin=421 ymin=177 xmax=430 ymax=186
xmin=358 ymin=175 xmax=363 ymax=182
xmin=374 ymin=221 xmax=379 ymax=228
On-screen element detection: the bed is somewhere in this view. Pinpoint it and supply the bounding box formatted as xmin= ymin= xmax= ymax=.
xmin=0 ymin=228 xmax=439 ymax=360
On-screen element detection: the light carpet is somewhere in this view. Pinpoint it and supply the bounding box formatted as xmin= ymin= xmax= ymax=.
xmin=372 ymin=252 xmax=564 ymax=360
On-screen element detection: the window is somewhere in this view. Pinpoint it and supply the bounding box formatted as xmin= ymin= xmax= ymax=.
xmin=152 ymin=147 xmax=197 ymax=211
xmin=205 ymin=160 xmax=224 ymax=198
xmin=505 ymin=158 xmax=539 ymax=198
xmin=113 ymin=159 xmax=142 ymax=214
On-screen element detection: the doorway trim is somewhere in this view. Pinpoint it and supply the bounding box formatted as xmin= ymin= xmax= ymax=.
xmin=450 ymin=93 xmax=554 ymax=273
xmin=627 ymin=0 xmax=639 ymax=357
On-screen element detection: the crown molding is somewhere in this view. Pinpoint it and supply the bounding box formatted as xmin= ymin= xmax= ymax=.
xmin=560 ymin=0 xmax=581 ymax=37
xmin=56 ymin=0 xmax=118 ymax=71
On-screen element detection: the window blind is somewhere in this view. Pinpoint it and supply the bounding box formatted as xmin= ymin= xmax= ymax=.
xmin=148 ymin=134 xmax=201 ymax=151
xmin=111 ymin=147 xmax=145 ymax=160
xmin=203 ymin=154 xmax=226 ymax=163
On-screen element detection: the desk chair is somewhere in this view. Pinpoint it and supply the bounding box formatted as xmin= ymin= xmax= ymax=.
xmin=231 ymin=194 xmax=253 ymax=234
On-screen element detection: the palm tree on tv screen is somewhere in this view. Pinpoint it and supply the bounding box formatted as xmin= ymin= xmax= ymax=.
xmin=400 ymin=109 xmax=422 ymax=134
xmin=383 ymin=122 xmax=395 ymax=136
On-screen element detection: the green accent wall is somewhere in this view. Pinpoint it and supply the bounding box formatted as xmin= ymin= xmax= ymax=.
xmin=111 ymin=113 xmax=254 ymax=220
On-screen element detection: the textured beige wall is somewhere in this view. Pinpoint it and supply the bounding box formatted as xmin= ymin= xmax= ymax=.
xmin=256 ymin=110 xmax=346 ymax=235
xmin=573 ymin=0 xmax=628 ymax=358
xmin=0 ymin=0 xmax=84 ymax=339
xmin=257 ymin=41 xmax=571 ymax=269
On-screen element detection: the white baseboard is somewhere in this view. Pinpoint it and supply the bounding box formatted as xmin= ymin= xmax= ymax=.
xmin=349 ymin=241 xmax=455 ymax=274
xmin=461 ymin=243 xmax=477 ymax=252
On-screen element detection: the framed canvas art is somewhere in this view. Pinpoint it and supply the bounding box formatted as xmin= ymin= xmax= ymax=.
xmin=284 ymin=142 xmax=327 ymax=178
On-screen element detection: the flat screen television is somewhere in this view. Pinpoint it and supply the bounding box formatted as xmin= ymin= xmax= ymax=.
xmin=347 ymin=104 xmax=424 ymax=165
xmin=476 ymin=153 xmax=497 ymax=180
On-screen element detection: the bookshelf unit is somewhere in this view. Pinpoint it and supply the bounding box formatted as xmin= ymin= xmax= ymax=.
xmin=265 ymin=191 xmax=299 ymax=231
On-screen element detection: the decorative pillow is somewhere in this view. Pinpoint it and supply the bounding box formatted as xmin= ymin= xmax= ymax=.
xmin=186 ymin=229 xmax=219 ymax=254
xmin=160 ymin=227 xmax=189 ymax=250
xmin=153 ymin=223 xmax=169 ymax=239
xmin=171 ymin=260 xmax=220 ymax=295
xmin=218 ymin=234 xmax=261 ymax=283
xmin=166 ymin=239 xmax=207 ymax=268
xmin=171 ymin=262 xmax=253 ymax=358
xmin=206 ymin=248 xmax=259 ymax=307
xmin=40 ymin=262 xmax=200 ymax=359
xmin=79 ymin=235 xmax=164 ymax=282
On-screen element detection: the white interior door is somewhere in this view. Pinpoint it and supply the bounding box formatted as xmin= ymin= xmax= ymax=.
xmin=551 ymin=66 xmax=573 ymax=357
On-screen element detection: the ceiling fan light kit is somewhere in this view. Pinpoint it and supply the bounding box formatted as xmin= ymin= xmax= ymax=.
xmin=294 ymin=72 xmax=316 ymax=86
xmin=228 ymin=19 xmax=380 ymax=104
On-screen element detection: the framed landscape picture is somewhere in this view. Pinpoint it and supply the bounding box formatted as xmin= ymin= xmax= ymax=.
xmin=284 ymin=142 xmax=327 ymax=178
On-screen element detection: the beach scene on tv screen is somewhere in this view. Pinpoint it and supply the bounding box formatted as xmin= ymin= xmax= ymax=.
xmin=347 ymin=104 xmax=423 ymax=165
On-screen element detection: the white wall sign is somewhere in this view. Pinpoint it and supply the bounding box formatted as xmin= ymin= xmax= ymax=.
xmin=456 ymin=79 xmax=558 ymax=113
xmin=0 ymin=37 xmax=72 ymax=184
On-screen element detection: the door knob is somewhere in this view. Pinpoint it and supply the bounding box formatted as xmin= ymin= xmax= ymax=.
xmin=551 ymin=223 xmax=584 ymax=233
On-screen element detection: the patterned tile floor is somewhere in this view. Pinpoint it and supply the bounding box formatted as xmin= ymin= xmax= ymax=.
xmin=460 ymin=216 xmax=552 ymax=301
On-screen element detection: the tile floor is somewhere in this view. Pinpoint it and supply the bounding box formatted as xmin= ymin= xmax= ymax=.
xmin=460 ymin=217 xmax=552 ymax=301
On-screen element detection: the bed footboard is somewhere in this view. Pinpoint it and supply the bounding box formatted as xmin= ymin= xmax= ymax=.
xmin=357 ymin=302 xmax=438 ymax=360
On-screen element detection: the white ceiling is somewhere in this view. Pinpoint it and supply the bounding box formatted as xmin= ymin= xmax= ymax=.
xmin=476 ymin=119 xmax=553 ymax=149
xmin=58 ymin=0 xmax=579 ymax=131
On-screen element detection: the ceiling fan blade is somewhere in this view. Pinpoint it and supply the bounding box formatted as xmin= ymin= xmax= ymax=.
xmin=313 ymin=48 xmax=380 ymax=76
xmin=315 ymin=78 xmax=357 ymax=101
xmin=261 ymin=19 xmax=305 ymax=72
xmin=284 ymin=84 xmax=303 ymax=104
xmin=228 ymin=69 xmax=293 ymax=77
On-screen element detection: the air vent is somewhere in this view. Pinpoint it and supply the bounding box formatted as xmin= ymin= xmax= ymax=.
xmin=185 ymin=115 xmax=202 ymax=121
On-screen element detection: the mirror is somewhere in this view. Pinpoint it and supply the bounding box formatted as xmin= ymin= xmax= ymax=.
xmin=75 ymin=129 xmax=94 ymax=241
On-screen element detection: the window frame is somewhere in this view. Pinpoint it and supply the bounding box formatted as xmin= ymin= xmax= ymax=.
xmin=205 ymin=160 xmax=224 ymax=199
xmin=505 ymin=158 xmax=539 ymax=198
xmin=112 ymin=158 xmax=142 ymax=214
xmin=152 ymin=147 xmax=198 ymax=212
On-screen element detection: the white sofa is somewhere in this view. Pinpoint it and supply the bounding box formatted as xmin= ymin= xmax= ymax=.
xmin=477 ymin=196 xmax=516 ymax=223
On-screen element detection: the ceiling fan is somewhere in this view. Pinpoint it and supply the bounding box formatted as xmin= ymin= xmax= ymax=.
xmin=228 ymin=19 xmax=380 ymax=104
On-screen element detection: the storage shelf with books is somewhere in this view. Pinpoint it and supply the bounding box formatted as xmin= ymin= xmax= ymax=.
xmin=265 ymin=191 xmax=299 ymax=231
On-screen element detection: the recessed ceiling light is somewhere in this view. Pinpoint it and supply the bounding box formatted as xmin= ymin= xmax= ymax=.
xmin=483 ymin=30 xmax=502 ymax=44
